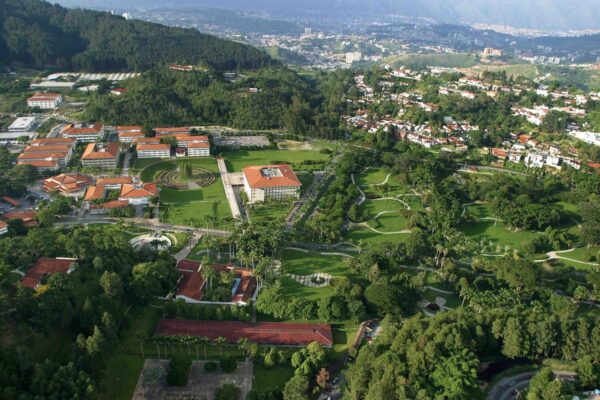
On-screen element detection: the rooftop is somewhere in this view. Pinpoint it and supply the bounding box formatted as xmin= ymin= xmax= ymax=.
xmin=243 ymin=164 xmax=302 ymax=189
xmin=82 ymin=142 xmax=120 ymax=160
xmin=21 ymin=258 xmax=77 ymax=289
xmin=156 ymin=320 xmax=334 ymax=347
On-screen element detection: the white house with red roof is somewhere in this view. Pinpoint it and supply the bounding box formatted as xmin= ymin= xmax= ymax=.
xmin=61 ymin=123 xmax=105 ymax=142
xmin=119 ymin=182 xmax=158 ymax=205
xmin=242 ymin=164 xmax=301 ymax=203
xmin=27 ymin=93 xmax=63 ymax=109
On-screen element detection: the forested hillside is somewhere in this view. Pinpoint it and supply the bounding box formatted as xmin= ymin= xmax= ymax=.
xmin=84 ymin=67 xmax=353 ymax=138
xmin=0 ymin=0 xmax=274 ymax=71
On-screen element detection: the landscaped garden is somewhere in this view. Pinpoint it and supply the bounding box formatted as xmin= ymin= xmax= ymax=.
xmin=137 ymin=158 xmax=231 ymax=226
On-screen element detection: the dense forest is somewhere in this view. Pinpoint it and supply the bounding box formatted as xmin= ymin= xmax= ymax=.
xmin=0 ymin=0 xmax=274 ymax=71
xmin=84 ymin=67 xmax=354 ymax=137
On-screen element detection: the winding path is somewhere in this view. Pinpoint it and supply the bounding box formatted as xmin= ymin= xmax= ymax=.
xmin=351 ymin=174 xmax=366 ymax=206
xmin=534 ymin=247 xmax=600 ymax=267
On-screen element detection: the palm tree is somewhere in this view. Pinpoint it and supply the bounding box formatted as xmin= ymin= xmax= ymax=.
xmin=201 ymin=262 xmax=216 ymax=291
xmin=215 ymin=336 xmax=227 ymax=358
xmin=237 ymin=338 xmax=250 ymax=359
xmin=198 ymin=336 xmax=210 ymax=360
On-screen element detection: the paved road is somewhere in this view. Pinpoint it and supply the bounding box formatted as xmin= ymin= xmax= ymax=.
xmin=122 ymin=151 xmax=132 ymax=176
xmin=487 ymin=370 xmax=576 ymax=400
xmin=216 ymin=156 xmax=242 ymax=219
xmin=57 ymin=216 xmax=231 ymax=237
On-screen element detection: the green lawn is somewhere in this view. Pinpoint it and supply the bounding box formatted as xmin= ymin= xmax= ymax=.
xmin=460 ymin=219 xmax=541 ymax=254
xmin=356 ymin=168 xmax=389 ymax=186
xmin=282 ymin=249 xmax=353 ymax=277
xmin=248 ymin=201 xmax=293 ymax=225
xmin=253 ymin=365 xmax=295 ymax=395
xmin=223 ymin=149 xmax=331 ymax=172
xmin=137 ymin=158 xmax=232 ymax=226
xmin=563 ymin=246 xmax=599 ymax=263
xmin=345 ymin=225 xmax=410 ymax=245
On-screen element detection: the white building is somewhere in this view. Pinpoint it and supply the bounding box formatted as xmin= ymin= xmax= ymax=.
xmin=187 ymin=142 xmax=211 ymax=157
xmin=8 ymin=117 xmax=36 ymax=133
xmin=136 ymin=143 xmax=171 ymax=159
xmin=345 ymin=52 xmax=362 ymax=64
xmin=242 ymin=164 xmax=302 ymax=204
xmin=569 ymin=131 xmax=600 ymax=147
xmin=61 ymin=123 xmax=105 ymax=142
xmin=0 ymin=131 xmax=36 ymax=145
xmin=27 ymin=93 xmax=63 ymax=109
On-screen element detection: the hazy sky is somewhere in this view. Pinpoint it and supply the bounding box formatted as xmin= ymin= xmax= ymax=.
xmin=55 ymin=0 xmax=600 ymax=31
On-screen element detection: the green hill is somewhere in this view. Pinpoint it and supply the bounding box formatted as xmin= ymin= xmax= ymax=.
xmin=0 ymin=0 xmax=275 ymax=71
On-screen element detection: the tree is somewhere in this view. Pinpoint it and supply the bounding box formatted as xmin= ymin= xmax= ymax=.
xmin=198 ymin=336 xmax=210 ymax=360
xmin=215 ymin=336 xmax=227 ymax=358
xmin=577 ymin=356 xmax=600 ymax=388
xmin=316 ymin=368 xmax=330 ymax=390
xmin=431 ymin=349 xmax=479 ymax=400
xmin=36 ymin=209 xmax=55 ymax=227
xmin=494 ymin=258 xmax=540 ymax=292
xmin=166 ymin=355 xmax=191 ymax=386
xmin=100 ymin=271 xmax=123 ymax=297
xmin=283 ymin=374 xmax=310 ymax=400
xmin=526 ymin=368 xmax=567 ymax=400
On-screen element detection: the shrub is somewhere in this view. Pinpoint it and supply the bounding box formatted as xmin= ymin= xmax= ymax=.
xmin=204 ymin=361 xmax=218 ymax=372
xmin=219 ymin=356 xmax=237 ymax=373
xmin=166 ymin=356 xmax=191 ymax=386
xmin=215 ymin=383 xmax=241 ymax=400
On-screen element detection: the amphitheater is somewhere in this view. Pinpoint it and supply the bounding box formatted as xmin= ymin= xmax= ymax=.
xmin=156 ymin=167 xmax=216 ymax=190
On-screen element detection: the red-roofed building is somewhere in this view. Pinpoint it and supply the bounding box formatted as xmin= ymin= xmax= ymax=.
xmin=155 ymin=127 xmax=190 ymax=136
xmin=156 ymin=320 xmax=334 ymax=347
xmin=2 ymin=210 xmax=38 ymax=227
xmin=27 ymin=93 xmax=63 ymax=109
xmin=133 ymin=137 xmax=161 ymax=146
xmin=21 ymin=258 xmax=77 ymax=289
xmin=43 ymin=173 xmax=93 ymax=195
xmin=587 ymin=162 xmax=600 ymax=169
xmin=81 ymin=142 xmax=120 ymax=169
xmin=0 ymin=220 xmax=7 ymax=236
xmin=187 ymin=142 xmax=211 ymax=157
xmin=1 ymin=196 xmax=21 ymax=208
xmin=491 ymin=148 xmax=508 ymax=160
xmin=136 ymin=143 xmax=171 ymax=159
xmin=84 ymin=185 xmax=106 ymax=202
xmin=243 ymin=164 xmax=301 ymax=203
xmin=116 ymin=126 xmax=144 ymax=143
xmin=89 ymin=200 xmax=130 ymax=215
xmin=119 ymin=182 xmax=158 ymax=205
xmin=174 ymin=260 xmax=256 ymax=305
xmin=96 ymin=176 xmax=134 ymax=190
xmin=31 ymin=137 xmax=76 ymax=147
xmin=62 ymin=123 xmax=105 ymax=142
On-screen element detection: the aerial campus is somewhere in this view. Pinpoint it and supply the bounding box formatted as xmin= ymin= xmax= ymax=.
xmin=2 ymin=1 xmax=600 ymax=400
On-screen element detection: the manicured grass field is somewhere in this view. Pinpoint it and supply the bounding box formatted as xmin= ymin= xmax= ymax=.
xmin=345 ymin=225 xmax=410 ymax=245
xmin=356 ymin=168 xmax=389 ymax=186
xmin=248 ymin=202 xmax=293 ymax=225
xmin=223 ymin=149 xmax=331 ymax=172
xmin=564 ymin=246 xmax=599 ymax=263
xmin=137 ymin=158 xmax=231 ymax=226
xmin=253 ymin=365 xmax=295 ymax=395
xmin=282 ymin=249 xmax=353 ymax=277
xmin=459 ymin=219 xmax=541 ymax=253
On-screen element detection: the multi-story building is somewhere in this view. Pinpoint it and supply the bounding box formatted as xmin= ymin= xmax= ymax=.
xmin=242 ymin=164 xmax=301 ymax=204
xmin=81 ymin=142 xmax=120 ymax=169
xmin=17 ymin=138 xmax=76 ymax=171
xmin=136 ymin=143 xmax=171 ymax=159
xmin=187 ymin=142 xmax=211 ymax=157
xmin=154 ymin=127 xmax=190 ymax=136
xmin=96 ymin=176 xmax=134 ymax=190
xmin=8 ymin=117 xmax=36 ymax=133
xmin=62 ymin=123 xmax=105 ymax=142
xmin=116 ymin=126 xmax=144 ymax=143
xmin=27 ymin=93 xmax=63 ymax=109
xmin=169 ymin=134 xmax=209 ymax=148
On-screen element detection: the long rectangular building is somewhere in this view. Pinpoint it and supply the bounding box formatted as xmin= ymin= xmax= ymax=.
xmin=242 ymin=164 xmax=301 ymax=203
xmin=62 ymin=123 xmax=105 ymax=142
xmin=27 ymin=93 xmax=63 ymax=109
xmin=136 ymin=143 xmax=171 ymax=159
xmin=81 ymin=142 xmax=121 ymax=169
xmin=156 ymin=320 xmax=333 ymax=347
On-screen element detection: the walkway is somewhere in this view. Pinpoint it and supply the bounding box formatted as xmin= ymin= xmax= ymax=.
xmin=122 ymin=151 xmax=132 ymax=176
xmin=534 ymin=247 xmax=600 ymax=267
xmin=351 ymin=174 xmax=366 ymax=206
xmin=287 ymin=272 xmax=332 ymax=287
xmin=216 ymin=157 xmax=242 ymax=219
xmin=174 ymin=232 xmax=202 ymax=262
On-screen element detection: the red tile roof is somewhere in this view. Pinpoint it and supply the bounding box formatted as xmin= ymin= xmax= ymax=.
xmin=96 ymin=176 xmax=133 ymax=186
xmin=1 ymin=196 xmax=20 ymax=207
xmin=21 ymin=258 xmax=77 ymax=289
xmin=176 ymin=261 xmax=204 ymax=301
xmin=243 ymin=164 xmax=302 ymax=189
xmin=84 ymin=185 xmax=106 ymax=201
xmin=62 ymin=123 xmax=103 ymax=136
xmin=82 ymin=142 xmax=120 ymax=160
xmin=120 ymin=182 xmax=158 ymax=199
xmin=43 ymin=173 xmax=92 ymax=193
xmin=155 ymin=127 xmax=190 ymax=135
xmin=134 ymin=137 xmax=161 ymax=145
xmin=187 ymin=142 xmax=210 ymax=149
xmin=31 ymin=138 xmax=75 ymax=146
xmin=3 ymin=210 xmax=38 ymax=227
xmin=28 ymin=93 xmax=62 ymax=101
xmin=0 ymin=220 xmax=7 ymax=230
xmin=137 ymin=144 xmax=171 ymax=151
xmin=156 ymin=320 xmax=334 ymax=347
xmin=18 ymin=160 xmax=58 ymax=170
